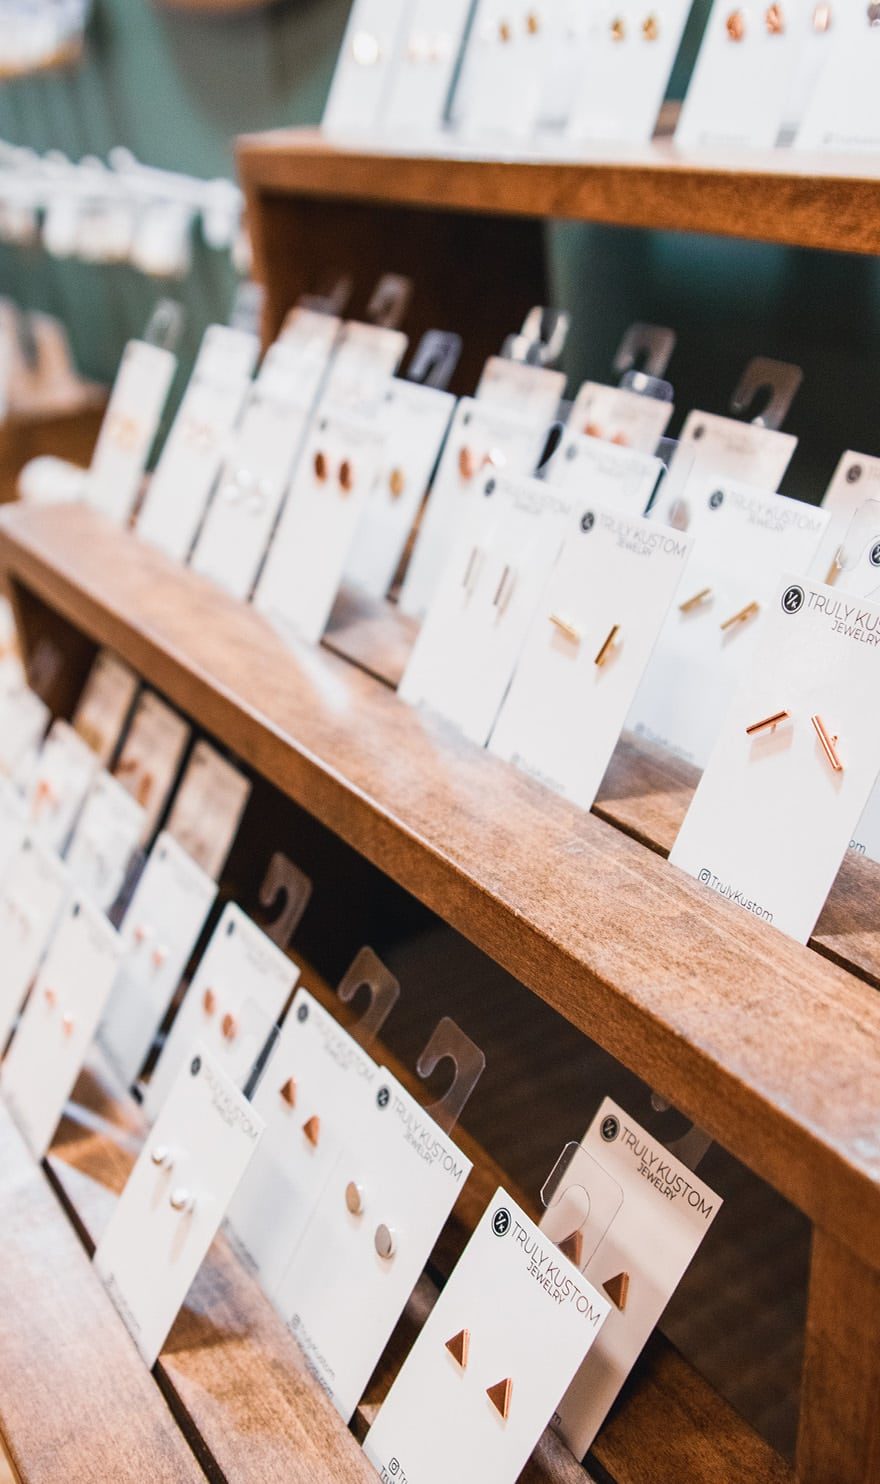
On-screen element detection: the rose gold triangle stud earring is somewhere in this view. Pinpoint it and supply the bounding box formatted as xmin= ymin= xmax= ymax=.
xmin=445 ymin=1328 xmax=470 ymax=1368
xmin=487 ymin=1377 xmax=513 ymax=1420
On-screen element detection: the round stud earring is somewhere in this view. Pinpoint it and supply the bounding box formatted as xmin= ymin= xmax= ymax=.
xmin=314 ymin=451 xmax=329 ymax=483
xmin=765 ymin=3 xmax=784 ymax=33
xmin=374 ymin=1223 xmax=396 ymax=1259
xmin=170 ymin=1188 xmax=195 ymax=1214
xmin=345 ymin=1181 xmax=366 ymax=1215
xmin=221 ymin=1012 xmax=238 ymax=1042
xmin=812 ymin=2 xmax=832 ymax=28
xmin=525 ymin=10 xmax=540 ymax=34
xmin=610 ymin=16 xmax=626 ymax=41
xmin=151 ymin=1146 xmax=174 ymax=1171
xmin=642 ymin=13 xmax=660 ymax=39
xmin=498 ymin=19 xmax=513 ymax=42
xmin=339 ymin=459 xmax=355 ymax=494
xmin=202 ymin=988 xmax=217 ymax=1016
xmin=352 ymin=31 xmax=381 ymax=65
xmin=726 ymin=9 xmax=746 ymax=39
xmin=389 ymin=467 xmax=406 ymax=499
xmin=61 ymin=1012 xmax=75 ymax=1037
xmin=458 ymin=446 xmax=477 ymax=481
xmin=43 ymin=987 xmax=57 ymax=1009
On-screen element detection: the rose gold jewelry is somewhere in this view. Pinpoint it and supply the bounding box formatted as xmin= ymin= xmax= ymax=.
xmin=151 ymin=943 xmax=168 ymax=970
xmin=558 ymin=1230 xmax=584 ymax=1266
xmin=133 ymin=922 xmax=151 ymax=945
xmin=726 ymin=9 xmax=746 ymax=39
xmin=595 ymin=624 xmax=620 ymax=667
xmin=583 ymin=421 xmax=603 ymax=439
xmin=603 ymin=1272 xmax=630 ymax=1311
xmin=339 ymin=459 xmax=354 ymax=494
xmin=813 ymin=3 xmax=832 ymax=29
xmin=549 ymin=614 xmax=580 ymax=644
xmin=374 ymin=1223 xmax=397 ymax=1259
xmin=487 ymin=1377 xmax=513 ymax=1420
xmin=314 ymin=451 xmax=329 ymax=483
xmin=280 ymin=1076 xmax=297 ymax=1107
xmin=61 ymin=1012 xmax=75 ymax=1037
xmin=642 ymin=13 xmax=660 ymax=38
xmin=765 ymin=2 xmax=784 ymax=31
xmin=720 ymin=600 xmax=759 ymax=631
xmin=498 ymin=19 xmax=512 ymax=42
xmin=345 ymin=1181 xmax=365 ymax=1215
xmin=445 ymin=1329 xmax=470 ymax=1368
xmin=811 ymin=715 xmax=844 ymax=772
xmin=526 ymin=10 xmax=540 ymax=33
xmin=221 ymin=1012 xmax=238 ymax=1042
xmin=303 ymin=1115 xmax=321 ymax=1147
xmin=458 ymin=445 xmax=477 ymax=481
xmin=825 ymin=546 xmax=844 ymax=585
xmin=389 ymin=467 xmax=406 ymax=498
xmin=679 ymin=587 xmax=712 ymax=613
xmin=43 ymin=987 xmax=57 ymax=1009
xmin=202 ymin=988 xmax=217 ymax=1016
xmin=170 ymin=1187 xmax=195 ymax=1213
xmin=610 ymin=15 xmax=626 ymax=40
xmin=746 ymin=709 xmax=790 ymax=736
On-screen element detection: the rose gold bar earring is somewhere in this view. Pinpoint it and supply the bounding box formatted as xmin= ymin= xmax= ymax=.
xmin=720 ymin=600 xmax=759 ymax=631
xmin=811 ymin=715 xmax=844 ymax=772
xmin=549 ymin=613 xmax=581 ymax=644
xmin=745 ymin=709 xmax=790 ymax=736
xmin=679 ymin=586 xmax=712 ymax=613
xmin=595 ymin=624 xmax=620 ymax=667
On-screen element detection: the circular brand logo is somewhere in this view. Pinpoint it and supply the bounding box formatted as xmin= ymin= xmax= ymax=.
xmin=781 ymin=583 xmax=805 ymax=614
xmin=376 ymin=1086 xmax=391 ymax=1110
xmin=484 ymin=477 xmax=496 ymax=497
xmin=190 ymin=1056 xmax=201 ymax=1077
xmin=297 ymin=1002 xmax=309 ymax=1023
xmin=847 ymin=463 xmax=863 ymax=484
xmin=708 ymin=489 xmax=724 ymax=510
xmin=492 ymin=1207 xmax=512 ymax=1237
xmin=580 ymin=511 xmax=595 ymax=533
xmin=601 ymin=1115 xmax=620 ymax=1142
xmin=871 ymin=542 xmax=880 ymax=569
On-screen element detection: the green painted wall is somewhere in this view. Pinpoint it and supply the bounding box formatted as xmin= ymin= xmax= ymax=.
xmin=1 ymin=0 xmax=878 ymax=504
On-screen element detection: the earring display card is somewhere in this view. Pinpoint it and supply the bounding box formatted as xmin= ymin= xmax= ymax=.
xmin=567 ymin=381 xmax=674 ymax=455
xmin=660 ymin=412 xmax=797 ymax=523
xmin=476 ymin=357 xmax=566 ymax=428
xmin=343 ymin=379 xmax=456 ymax=600
xmin=364 ymin=1188 xmax=610 ymax=1484
xmin=796 ymin=6 xmax=880 ymax=151
xmin=629 ymin=479 xmax=829 ymax=768
xmin=453 ymin=0 xmax=552 ymax=140
xmin=164 ymin=741 xmax=251 ymax=882
xmin=253 ymin=407 xmax=387 ymax=648
xmin=675 ymin=0 xmax=811 ymax=150
xmin=72 ymin=649 xmax=139 ymax=765
xmin=490 ymin=503 xmax=692 ymax=808
xmin=541 ymin=1098 xmax=721 ymax=1457
xmin=399 ymin=472 xmax=573 ymax=746
xmin=399 ymin=398 xmax=548 ymax=620
xmin=113 ymin=690 xmax=191 ymax=844
xmin=65 ymin=772 xmax=146 ymax=915
xmin=1 ymin=895 xmax=123 ymax=1159
xmin=381 ymin=0 xmax=472 ymax=136
xmin=810 ymin=450 xmax=880 ymax=589
xmin=227 ymin=986 xmax=382 ymax=1301
xmin=0 ymin=686 xmax=49 ymax=780
xmin=83 ymin=340 xmax=177 ymax=526
xmin=322 ymin=0 xmax=412 ymax=135
xmin=544 ymin=431 xmax=664 ymax=515
xmin=0 ymin=597 xmax=24 ymax=695
xmin=0 ymin=836 xmax=71 ymax=1052
xmin=25 ymin=720 xmax=99 ymax=854
xmin=94 ymin=1046 xmax=264 ymax=1367
xmin=136 ymin=325 xmax=260 ymax=565
xmin=0 ymin=777 xmax=27 ymax=886
xmin=143 ymin=902 xmax=297 ymax=1121
xmin=274 ymin=1066 xmax=473 ymax=1423
xmin=279 ymin=305 xmax=342 ymax=362
xmin=98 ymin=833 xmax=217 ymax=1088
xmin=670 ymin=575 xmax=880 ymax=942
xmin=321 ymin=322 xmax=408 ymax=412
xmin=566 ymin=0 xmax=693 ymax=145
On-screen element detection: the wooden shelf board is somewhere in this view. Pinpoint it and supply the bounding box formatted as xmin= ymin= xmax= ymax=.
xmin=0 ymin=1104 xmax=202 ymax=1484
xmin=2 ymin=503 xmax=880 ymax=1272
xmin=237 ymin=126 xmax=880 ymax=257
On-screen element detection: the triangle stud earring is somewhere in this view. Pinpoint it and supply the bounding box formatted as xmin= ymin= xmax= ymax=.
xmin=487 ymin=1377 xmax=513 ymax=1420
xmin=303 ymin=1115 xmax=320 ymax=1146
xmin=603 ymin=1272 xmax=631 ymax=1311
xmin=445 ymin=1329 xmax=470 ymax=1369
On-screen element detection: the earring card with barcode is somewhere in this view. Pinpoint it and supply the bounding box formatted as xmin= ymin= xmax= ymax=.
xmin=542 ymin=1097 xmax=721 ymax=1458
xmin=71 ymin=649 xmax=139 ymax=765
xmin=273 ymin=1066 xmax=472 ymax=1423
xmin=113 ymin=690 xmax=191 ymax=844
xmin=1 ymin=895 xmax=123 ymax=1158
xmin=144 ymin=901 xmax=296 ymax=1120
xmin=398 ymin=397 xmax=550 ymax=620
xmin=227 ymin=986 xmax=381 ymax=1302
xmin=25 ymin=719 xmax=99 ymax=854
xmin=567 ymin=380 xmax=674 ymax=455
xmin=629 ymin=478 xmax=829 ymax=769
xmin=364 ymin=1188 xmax=609 ymax=1484
xmin=65 ymin=771 xmax=146 ymax=915
xmin=399 ymin=471 xmax=573 ymax=746
xmin=94 ymin=1045 xmax=263 ymax=1367
xmin=490 ymin=502 xmax=692 ymax=809
xmin=670 ymin=574 xmax=880 ymax=942
xmin=84 ymin=339 xmax=177 ymax=526
xmin=98 ymin=832 xmax=217 ymax=1088
xmin=164 ymin=740 xmax=251 ymax=881
xmin=253 ymin=405 xmax=386 ymax=647
xmin=0 ymin=835 xmax=71 ymax=1051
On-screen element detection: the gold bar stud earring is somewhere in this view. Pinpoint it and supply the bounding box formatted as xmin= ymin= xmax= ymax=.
xmin=811 ymin=715 xmax=844 ymax=772
xmin=549 ymin=614 xmax=581 ymax=643
xmin=745 ymin=709 xmax=790 ymax=736
xmin=595 ymin=624 xmax=620 ymax=667
xmin=720 ymin=600 xmax=759 ymax=631
xmin=679 ymin=586 xmax=712 ymax=613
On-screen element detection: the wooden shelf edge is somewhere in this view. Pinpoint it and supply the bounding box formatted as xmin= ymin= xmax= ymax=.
xmin=2 ymin=502 xmax=879 ymax=1272
xmin=236 ymin=126 xmax=880 ymax=256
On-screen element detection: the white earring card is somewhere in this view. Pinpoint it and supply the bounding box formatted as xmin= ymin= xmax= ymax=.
xmin=0 ymin=835 xmax=71 ymax=1052
xmin=1 ymin=895 xmax=123 ymax=1158
xmin=810 ymin=450 xmax=880 ymax=590
xmin=143 ymin=902 xmax=297 ymax=1121
xmin=322 ymin=0 xmax=412 ymax=136
xmin=544 ymin=430 xmax=664 ymax=516
xmin=490 ymin=503 xmax=692 ymax=809
xmin=364 ymin=1188 xmax=610 ymax=1484
xmin=83 ymin=340 xmax=177 ymax=527
xmin=380 ymin=0 xmax=472 ymax=138
xmin=565 ymin=0 xmax=694 ymax=146
xmin=476 ymin=357 xmax=566 ymax=428
xmin=113 ymin=690 xmax=191 ymax=844
xmin=542 ymin=1098 xmax=721 ymax=1457
xmin=660 ymin=412 xmax=797 ymax=526
xmin=321 ymin=321 xmax=408 ymax=413
xmin=72 ymin=649 xmax=139 ymax=766
xmin=670 ymin=575 xmax=880 ymax=942
xmin=567 ymin=380 xmax=674 ymax=455
xmin=0 ymin=776 xmax=27 ymax=887
xmin=796 ymin=5 xmax=880 ymax=152
xmin=98 ymin=832 xmax=217 ymax=1088
xmin=25 ymin=719 xmax=99 ymax=854
xmin=94 ymin=1046 xmax=264 ymax=1367
xmin=0 ymin=685 xmax=49 ymax=780
xmin=64 ymin=771 xmax=146 ymax=915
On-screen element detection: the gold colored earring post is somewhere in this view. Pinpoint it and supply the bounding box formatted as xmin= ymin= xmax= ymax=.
xmin=595 ymin=624 xmax=620 ymax=667
xmin=679 ymin=586 xmax=712 ymax=613
xmin=811 ymin=714 xmax=844 ymax=772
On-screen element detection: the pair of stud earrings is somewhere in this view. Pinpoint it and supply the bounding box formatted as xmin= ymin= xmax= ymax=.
xmin=582 ymin=420 xmax=629 ymax=446
xmin=727 ymin=3 xmax=840 ymax=37
xmin=444 ymin=1329 xmax=513 ymax=1420
xmin=405 ymin=32 xmax=454 ymax=63
xmin=221 ymin=468 xmax=268 ymax=516
xmin=461 ymin=550 xmax=516 ymax=618
xmin=132 ymin=921 xmax=169 ymax=971
xmin=678 ymin=587 xmax=760 ymax=633
xmin=313 ymin=451 xmax=355 ymax=493
xmin=610 ymin=14 xmax=660 ymax=42
xmin=497 ymin=12 xmax=540 ymax=42
xmin=202 ymin=987 xmax=239 ymax=1043
xmin=279 ymin=1076 xmax=397 ymax=1258
xmin=746 ymin=709 xmax=844 ymax=772
xmin=555 ymin=1231 xmax=631 ymax=1310
xmin=549 ymin=614 xmax=621 ymax=667
xmin=151 ymin=1145 xmax=196 ymax=1214
xmin=42 ymin=986 xmax=75 ymax=1037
